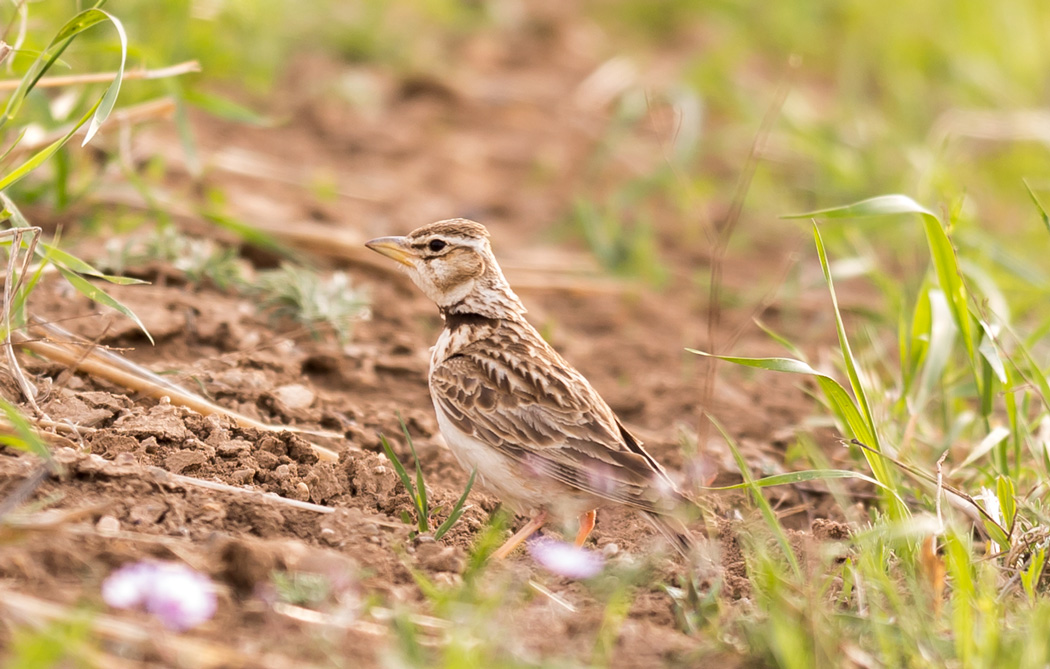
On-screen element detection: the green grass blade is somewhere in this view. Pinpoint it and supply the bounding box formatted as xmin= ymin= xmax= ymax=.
xmin=81 ymin=10 xmax=127 ymax=145
xmin=702 ymin=468 xmax=906 ymax=508
xmin=900 ymin=280 xmax=932 ymax=397
xmin=0 ymin=8 xmax=123 ymax=135
xmin=379 ymin=433 xmax=418 ymax=511
xmin=42 ymin=242 xmax=146 ymax=285
xmin=434 ymin=468 xmax=476 ymax=540
xmin=787 ymin=195 xmax=977 ymax=383
xmin=0 ymin=129 xmax=27 ymax=163
xmin=55 ymin=266 xmax=153 ymax=344
xmin=0 ymin=396 xmax=51 ymax=462
xmin=182 ymin=89 xmax=274 ymax=126
xmin=708 ymin=413 xmax=801 ymax=577
xmin=913 ymin=289 xmax=955 ymax=411
xmin=996 ymin=475 xmax=1016 ymax=534
xmin=687 ymin=349 xmax=875 ymax=443
xmin=784 ymin=194 xmax=937 ymax=221
xmin=169 ymin=80 xmax=201 ymax=177
xmin=0 ymin=99 xmax=101 ymax=193
xmin=957 ymin=426 xmax=1010 ymax=470
xmin=398 ymin=413 xmax=429 ymax=532
xmin=688 ymin=347 xmax=904 ymax=517
xmin=0 ymin=197 xmax=142 ymax=286
xmin=1003 ymin=327 xmax=1050 ymax=414
xmin=753 ymin=318 xmax=806 ymax=359
xmin=811 ymin=224 xmax=878 ymax=445
xmin=202 ymin=210 xmax=296 ymax=259
xmin=1023 ymin=179 xmax=1050 ymax=236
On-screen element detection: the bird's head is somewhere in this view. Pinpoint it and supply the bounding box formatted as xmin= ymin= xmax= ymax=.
xmin=366 ymin=219 xmax=526 ymax=319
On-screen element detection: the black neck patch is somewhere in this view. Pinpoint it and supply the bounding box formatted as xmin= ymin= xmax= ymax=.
xmin=442 ymin=309 xmax=500 ymax=330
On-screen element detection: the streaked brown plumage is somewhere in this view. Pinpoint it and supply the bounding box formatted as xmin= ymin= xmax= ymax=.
xmin=366 ymin=219 xmax=693 ymax=557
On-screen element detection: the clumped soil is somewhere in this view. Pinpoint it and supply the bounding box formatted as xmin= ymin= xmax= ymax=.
xmin=0 ymin=7 xmax=864 ymax=667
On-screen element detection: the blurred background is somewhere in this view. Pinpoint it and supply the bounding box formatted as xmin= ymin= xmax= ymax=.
xmin=5 ymin=0 xmax=1049 ymax=302
xmin=3 ymin=3 xmax=1050 ymax=666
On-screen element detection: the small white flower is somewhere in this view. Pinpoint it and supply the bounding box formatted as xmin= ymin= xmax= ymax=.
xmin=527 ymin=536 xmax=604 ymax=579
xmin=102 ymin=561 xmax=217 ymax=631
xmin=977 ymin=487 xmax=1002 ymax=527
xmin=101 ymin=562 xmax=154 ymax=608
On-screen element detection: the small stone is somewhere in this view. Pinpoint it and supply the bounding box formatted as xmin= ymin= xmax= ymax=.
xmin=415 ymin=543 xmax=465 ymax=572
xmin=602 ymin=543 xmax=620 ymax=558
xmin=294 ymin=482 xmax=310 ymax=501
xmin=320 ymin=527 xmax=340 ymax=546
xmin=96 ymin=515 xmax=120 ymax=535
xmin=360 ymin=522 xmax=379 ymax=536
xmin=216 ymin=439 xmax=252 ymax=458
xmin=273 ymin=384 xmax=315 ymax=410
xmin=164 ymin=449 xmax=209 ymax=474
xmin=274 ymin=464 xmax=293 ymax=480
xmin=129 ymin=501 xmax=167 ymax=525
xmin=112 ymin=404 xmax=191 ymax=442
xmin=256 ymin=451 xmax=280 ymax=470
xmin=304 ymin=464 xmax=341 ymax=504
xmin=231 ymin=469 xmax=255 ymax=484
xmin=113 ymin=452 xmax=137 ymax=466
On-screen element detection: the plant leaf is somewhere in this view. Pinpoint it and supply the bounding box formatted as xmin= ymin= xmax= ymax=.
xmin=701 ymin=468 xmax=906 ymax=507
xmin=787 ymin=194 xmax=977 ymax=385
xmin=1023 ymin=179 xmax=1050 ymax=236
xmin=997 ymin=475 xmax=1016 ymax=534
xmin=81 ymin=11 xmax=127 ymax=145
xmin=434 ymin=468 xmax=476 ymax=540
xmin=379 ymin=433 xmax=417 ymax=507
xmin=55 ymin=266 xmax=153 ymax=344
xmin=398 ymin=413 xmax=428 ymax=532
xmin=0 ymin=396 xmax=51 ymax=462
xmin=957 ymin=426 xmax=1011 ymax=470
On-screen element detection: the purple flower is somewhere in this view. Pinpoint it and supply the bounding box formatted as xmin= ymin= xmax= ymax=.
xmin=102 ymin=561 xmax=217 ymax=631
xmin=526 ymin=536 xmax=605 ymax=579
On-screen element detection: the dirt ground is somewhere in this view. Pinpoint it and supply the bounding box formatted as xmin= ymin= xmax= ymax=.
xmin=0 ymin=7 xmax=863 ymax=668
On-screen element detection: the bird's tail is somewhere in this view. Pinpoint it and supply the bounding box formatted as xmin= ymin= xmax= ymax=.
xmin=641 ymin=510 xmax=694 ymax=559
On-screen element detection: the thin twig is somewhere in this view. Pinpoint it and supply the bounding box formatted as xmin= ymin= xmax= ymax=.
xmin=9 ymin=97 xmax=181 ymax=155
xmin=849 ymin=438 xmax=1004 ymax=532
xmin=935 ymin=450 xmax=948 ymax=533
xmin=144 ymin=467 xmax=403 ymax=528
xmin=0 ymin=60 xmax=200 ymax=92
xmin=698 ymin=58 xmax=797 ymax=455
xmin=0 ymin=224 xmax=43 ymax=413
xmin=15 ymin=322 xmax=342 ymax=461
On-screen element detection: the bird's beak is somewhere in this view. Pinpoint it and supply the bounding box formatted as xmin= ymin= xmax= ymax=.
xmin=365 ymin=236 xmax=416 ymax=267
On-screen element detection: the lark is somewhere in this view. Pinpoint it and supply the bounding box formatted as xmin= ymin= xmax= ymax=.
xmin=366 ymin=219 xmax=693 ymax=558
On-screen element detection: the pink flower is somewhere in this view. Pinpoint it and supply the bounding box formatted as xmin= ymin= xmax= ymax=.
xmin=526 ymin=536 xmax=604 ymax=579
xmin=102 ymin=561 xmax=216 ymax=631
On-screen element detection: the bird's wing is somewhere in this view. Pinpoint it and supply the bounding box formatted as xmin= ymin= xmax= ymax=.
xmin=430 ymin=324 xmax=684 ymax=514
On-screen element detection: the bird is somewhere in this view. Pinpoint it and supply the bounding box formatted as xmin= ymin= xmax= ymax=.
xmin=366 ymin=219 xmax=694 ymax=559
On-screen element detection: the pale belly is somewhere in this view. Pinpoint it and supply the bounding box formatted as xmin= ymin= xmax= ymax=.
xmin=431 ymin=398 xmax=595 ymax=521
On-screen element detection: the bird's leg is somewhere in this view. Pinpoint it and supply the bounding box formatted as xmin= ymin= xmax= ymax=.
xmin=492 ymin=511 xmax=548 ymax=560
xmin=574 ymin=509 xmax=597 ymax=547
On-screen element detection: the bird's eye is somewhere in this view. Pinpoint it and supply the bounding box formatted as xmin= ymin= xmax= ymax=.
xmin=428 ymin=239 xmax=447 ymax=253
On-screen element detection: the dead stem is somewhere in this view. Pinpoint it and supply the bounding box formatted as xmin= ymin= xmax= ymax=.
xmin=14 ymin=323 xmax=342 ymax=462
xmin=697 ymin=58 xmax=797 ymax=461
xmin=0 ymin=60 xmax=200 ymax=92
xmin=149 ymin=466 xmax=397 ymax=521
